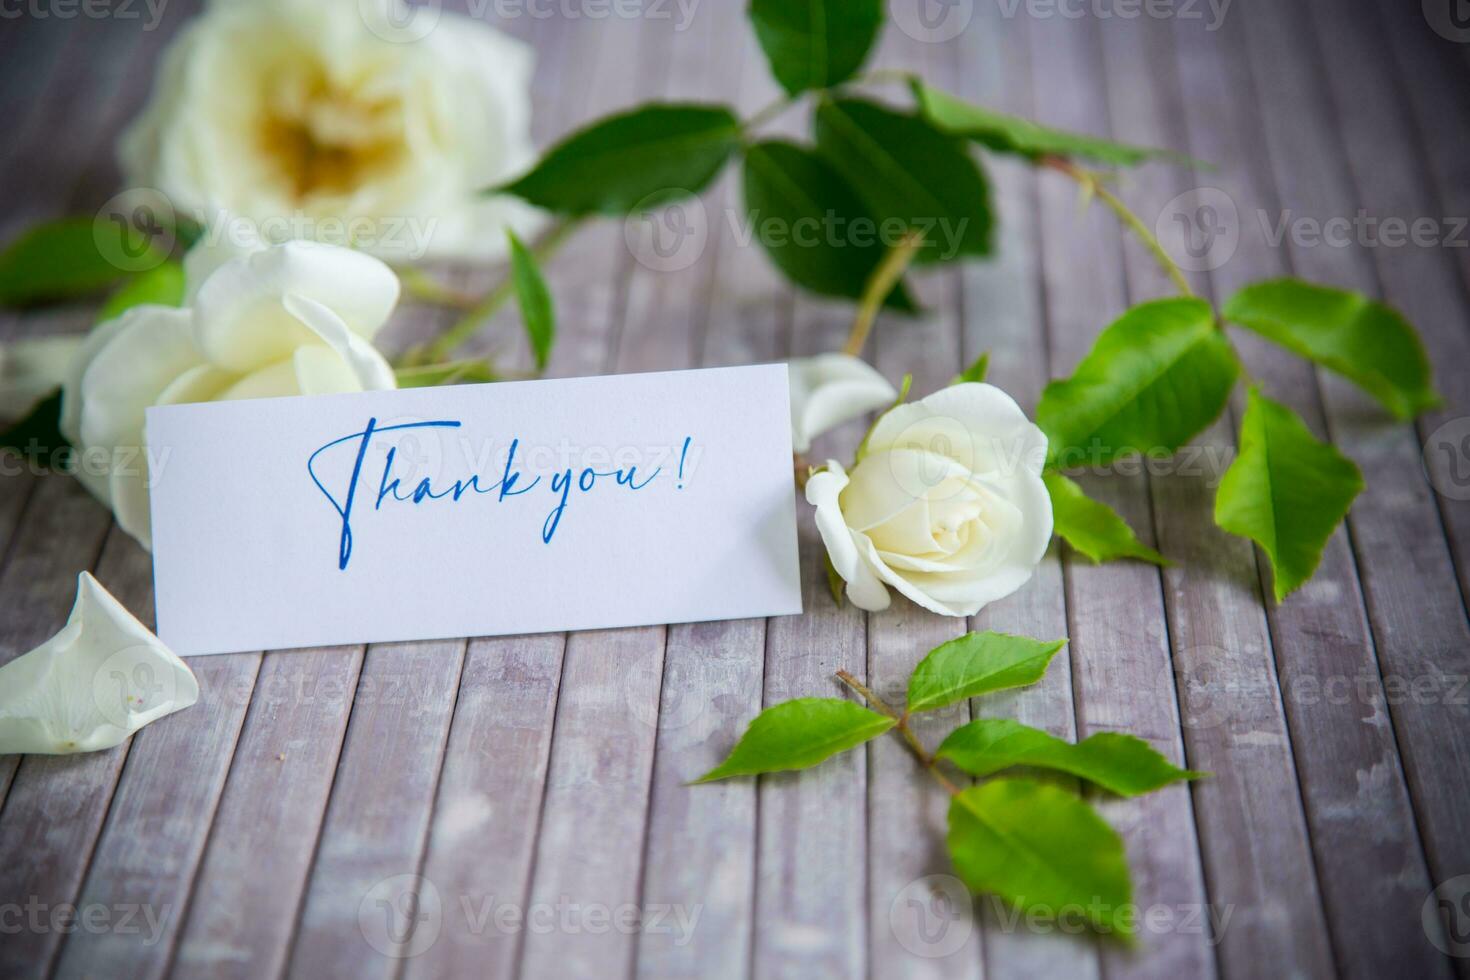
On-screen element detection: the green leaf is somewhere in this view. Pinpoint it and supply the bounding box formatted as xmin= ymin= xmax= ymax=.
xmin=506 ymin=230 xmax=555 ymax=371
xmin=948 ymin=779 xmax=1133 ymax=936
xmin=749 ymin=0 xmax=884 ymax=96
xmin=952 ymin=351 xmax=989 ymax=385
xmin=0 ymin=218 xmax=161 ymax=307
xmin=695 ymin=697 xmax=894 ymax=782
xmin=742 ymin=140 xmax=916 ymax=311
xmin=1214 ymin=387 xmax=1364 ymax=602
xmin=912 ymin=79 xmax=1177 ymax=168
xmin=97 ymin=261 xmax=186 ymax=322
xmin=1043 ymin=471 xmax=1167 ymax=566
xmin=496 ymin=103 xmax=742 ymax=216
xmin=937 ymin=719 xmax=1200 ymax=796
xmin=813 ymin=97 xmax=993 ymax=264
xmin=0 ymin=389 xmax=66 ymax=465
xmin=1036 ymin=298 xmax=1238 ymax=466
xmin=394 ymin=359 xmax=499 ymax=388
xmin=907 ymin=632 xmax=1066 ymax=713
xmin=1222 ymin=279 xmax=1440 ymax=421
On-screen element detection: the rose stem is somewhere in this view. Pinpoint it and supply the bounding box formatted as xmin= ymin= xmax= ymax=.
xmin=835 ymin=669 xmax=961 ymax=796
xmin=842 ymin=230 xmax=925 ymax=358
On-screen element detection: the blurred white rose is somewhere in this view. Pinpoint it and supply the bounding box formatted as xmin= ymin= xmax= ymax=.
xmin=0 ymin=572 xmax=197 ymax=756
xmin=788 ymin=353 xmax=898 ymax=453
xmin=61 ymin=235 xmax=400 ymax=549
xmin=119 ymin=0 xmax=544 ymax=262
xmin=806 ymin=383 xmax=1053 ymax=616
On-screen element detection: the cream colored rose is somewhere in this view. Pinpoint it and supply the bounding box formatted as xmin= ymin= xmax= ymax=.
xmin=0 ymin=572 xmax=197 ymax=755
xmin=788 ymin=353 xmax=898 ymax=453
xmin=806 ymin=383 xmax=1053 ymax=616
xmin=119 ymin=0 xmax=543 ymax=262
xmin=60 ymin=236 xmax=400 ymax=549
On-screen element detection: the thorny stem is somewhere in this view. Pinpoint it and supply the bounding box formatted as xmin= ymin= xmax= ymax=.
xmin=1043 ymin=156 xmax=1195 ymax=299
xmin=835 ymin=670 xmax=961 ymax=796
xmin=843 ymin=231 xmax=925 ymax=357
xmin=409 ymin=218 xmax=583 ymax=366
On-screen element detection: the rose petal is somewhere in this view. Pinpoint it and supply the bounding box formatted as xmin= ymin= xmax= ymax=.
xmin=805 ymin=463 xmax=892 ymax=611
xmin=864 ymin=382 xmax=1048 ymax=478
xmin=789 ymin=354 xmax=897 ymax=454
xmin=0 ymin=572 xmax=198 ymax=756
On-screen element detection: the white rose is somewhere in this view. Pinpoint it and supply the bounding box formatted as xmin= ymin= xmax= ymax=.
xmin=0 ymin=572 xmax=197 ymax=755
xmin=60 ymin=235 xmax=400 ymax=550
xmin=806 ymin=383 xmax=1053 ymax=616
xmin=788 ymin=353 xmax=898 ymax=453
xmin=119 ymin=0 xmax=544 ymax=262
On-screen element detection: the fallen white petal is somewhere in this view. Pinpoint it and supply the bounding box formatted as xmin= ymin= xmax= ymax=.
xmin=0 ymin=572 xmax=198 ymax=755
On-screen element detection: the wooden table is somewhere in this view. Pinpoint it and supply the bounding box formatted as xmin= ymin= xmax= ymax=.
xmin=3 ymin=0 xmax=1469 ymax=977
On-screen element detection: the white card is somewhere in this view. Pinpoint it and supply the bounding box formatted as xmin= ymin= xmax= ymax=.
xmin=146 ymin=365 xmax=802 ymax=655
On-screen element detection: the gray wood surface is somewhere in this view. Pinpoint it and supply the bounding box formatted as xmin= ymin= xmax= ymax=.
xmin=2 ymin=1 xmax=1468 ymax=977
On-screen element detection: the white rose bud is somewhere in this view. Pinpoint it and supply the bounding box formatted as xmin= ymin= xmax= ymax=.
xmin=118 ymin=0 xmax=544 ymax=262
xmin=60 ymin=236 xmax=401 ymax=550
xmin=807 ymin=383 xmax=1053 ymax=616
xmin=0 ymin=572 xmax=198 ymax=756
xmin=787 ymin=353 xmax=898 ymax=454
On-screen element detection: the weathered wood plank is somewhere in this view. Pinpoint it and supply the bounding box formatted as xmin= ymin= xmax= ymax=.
xmin=1098 ymin=12 xmax=1336 ymax=979
xmin=630 ymin=6 xmax=768 ymax=978
xmin=513 ymin=15 xmax=673 ymax=980
xmin=1239 ymin=0 xmax=1470 ymax=937
xmin=283 ymin=640 xmax=466 ymax=976
xmin=1025 ymin=11 xmax=1215 ymax=980
xmin=954 ymin=4 xmax=1099 ymax=975
xmin=1169 ymin=8 xmax=1447 ymax=977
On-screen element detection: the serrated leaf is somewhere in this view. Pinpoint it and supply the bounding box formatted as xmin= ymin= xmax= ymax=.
xmin=912 ymin=80 xmax=1176 ymax=168
xmin=1044 ymin=471 xmax=1167 ymax=566
xmin=0 ymin=388 xmax=66 ymax=465
xmin=1037 ymin=298 xmax=1238 ymax=466
xmin=1215 ymin=388 xmax=1363 ymax=602
xmin=948 ymin=779 xmax=1133 ymax=936
xmin=0 ymin=218 xmax=161 ymax=307
xmin=813 ymin=97 xmax=993 ymax=264
xmin=742 ymin=140 xmax=916 ymax=311
xmin=937 ymin=719 xmax=1200 ymax=796
xmin=1222 ymin=278 xmax=1440 ymax=421
xmin=907 ymin=632 xmax=1065 ymax=713
xmin=695 ymin=697 xmax=894 ymax=782
xmin=749 ymin=0 xmax=884 ymax=96
xmin=952 ymin=351 xmax=989 ymax=385
xmin=507 ymin=230 xmax=555 ymax=371
xmin=97 ymin=261 xmax=185 ymax=322
xmin=496 ymin=103 xmax=741 ymax=216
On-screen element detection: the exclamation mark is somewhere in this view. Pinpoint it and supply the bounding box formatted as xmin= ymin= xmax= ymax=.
xmin=677 ymin=436 xmax=691 ymax=489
